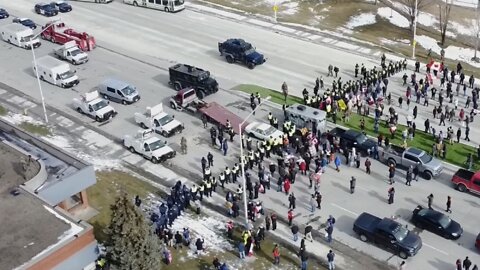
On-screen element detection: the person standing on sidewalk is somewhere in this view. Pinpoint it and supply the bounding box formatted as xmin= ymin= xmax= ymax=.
xmin=238 ymin=241 xmax=245 ymax=259
xmin=291 ymin=224 xmax=299 ymax=242
xmin=413 ymin=163 xmax=420 ymax=181
xmin=427 ymin=193 xmax=434 ymax=209
xmin=271 ymin=213 xmax=277 ymax=230
xmin=305 ymin=225 xmax=313 ymax=242
xmin=446 ymin=196 xmax=452 ymax=213
xmin=388 ymin=187 xmax=395 ymax=204
xmin=327 ymin=250 xmax=335 ymax=270
xmin=406 ymin=166 xmax=413 ymax=186
xmin=300 ymin=248 xmax=308 ymax=270
xmin=350 ymin=177 xmax=356 ymax=194
xmin=272 ymin=244 xmax=280 ymax=265
xmin=316 ymin=192 xmax=322 ymax=209
xmin=388 ymin=164 xmax=396 ymax=184
xmin=365 ymin=158 xmax=371 ymax=174
xmin=463 ymin=256 xmax=472 ymax=270
xmin=309 ymin=194 xmax=316 ymax=213
xmin=288 ymin=209 xmax=294 ymax=226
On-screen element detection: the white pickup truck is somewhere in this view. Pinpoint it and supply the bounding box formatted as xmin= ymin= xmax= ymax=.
xmin=123 ymin=130 xmax=176 ymax=163
xmin=53 ymin=41 xmax=88 ymax=65
xmin=73 ymin=90 xmax=117 ymax=122
xmin=134 ymin=103 xmax=184 ymax=137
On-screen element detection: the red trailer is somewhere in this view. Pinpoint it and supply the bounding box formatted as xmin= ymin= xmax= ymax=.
xmin=41 ymin=21 xmax=96 ymax=51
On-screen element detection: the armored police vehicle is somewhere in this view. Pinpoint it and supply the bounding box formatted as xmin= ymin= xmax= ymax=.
xmin=218 ymin=38 xmax=265 ymax=69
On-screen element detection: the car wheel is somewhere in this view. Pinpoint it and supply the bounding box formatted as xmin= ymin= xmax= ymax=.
xmin=165 ymin=7 xmax=170 ymax=12
xmin=152 ymin=157 xmax=159 ymax=164
xmin=140 ymin=123 xmax=147 ymax=129
xmin=174 ymin=82 xmax=182 ymax=91
xmin=197 ymin=90 xmax=205 ymax=100
xmin=248 ymin=132 xmax=255 ymax=138
xmin=76 ymin=108 xmax=82 ymax=114
xmin=72 ymin=60 xmax=77 ymax=65
xmin=161 ymin=130 xmax=168 ymax=137
xmin=398 ymin=251 xmax=408 ymax=259
xmin=248 ymin=63 xmax=255 ymax=69
xmin=226 ymin=55 xmax=234 ymax=63
xmin=95 ymin=116 xmax=101 ymax=122
xmin=387 ymin=158 xmax=396 ymax=167
xmin=359 ymin=234 xmax=368 ymax=242
xmin=50 ymin=36 xmax=55 ymax=43
xmin=129 ymin=146 xmax=135 ymax=153
xmin=122 ymin=100 xmax=127 ymax=105
xmin=457 ymin=184 xmax=467 ymax=192
xmin=133 ymin=1 xmax=138 ymax=6
xmin=170 ymin=102 xmax=176 ymax=110
xmin=424 ymin=171 xmax=433 ymax=180
xmin=40 ymin=76 xmax=44 ymax=81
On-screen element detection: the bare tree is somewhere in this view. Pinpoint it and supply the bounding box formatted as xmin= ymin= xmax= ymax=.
xmin=398 ymin=0 xmax=431 ymax=35
xmin=438 ymin=0 xmax=452 ymax=46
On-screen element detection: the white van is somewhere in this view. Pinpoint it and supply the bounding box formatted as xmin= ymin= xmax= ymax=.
xmin=1 ymin=24 xmax=41 ymax=49
xmin=97 ymin=78 xmax=140 ymax=104
xmin=33 ymin=55 xmax=79 ymax=88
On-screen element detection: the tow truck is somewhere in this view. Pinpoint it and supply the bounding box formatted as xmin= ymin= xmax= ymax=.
xmin=40 ymin=21 xmax=96 ymax=51
xmin=53 ymin=41 xmax=88 ymax=65
xmin=134 ymin=103 xmax=184 ymax=137
xmin=169 ymin=88 xmax=246 ymax=134
xmin=73 ymin=90 xmax=117 ymax=122
xmin=123 ymin=130 xmax=176 ymax=163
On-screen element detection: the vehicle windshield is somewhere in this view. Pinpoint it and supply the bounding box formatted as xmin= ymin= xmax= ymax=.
xmin=21 ymin=34 xmax=34 ymax=42
xmin=356 ymin=134 xmax=368 ymax=144
xmin=149 ymin=140 xmax=166 ymax=151
xmin=197 ymin=71 xmax=209 ymax=82
xmin=264 ymin=126 xmax=277 ymax=136
xmin=70 ymin=48 xmax=82 ymax=56
xmin=158 ymin=115 xmax=174 ymax=126
xmin=59 ymin=70 xmax=75 ymax=80
xmin=245 ymin=48 xmax=255 ymax=55
xmin=438 ymin=214 xmax=452 ymax=228
xmin=419 ymin=153 xmax=433 ymax=164
xmin=174 ymin=0 xmax=184 ymax=5
xmin=393 ymin=225 xmax=409 ymax=242
xmin=91 ymin=100 xmax=108 ymax=111
xmin=121 ymin=86 xmax=136 ymax=96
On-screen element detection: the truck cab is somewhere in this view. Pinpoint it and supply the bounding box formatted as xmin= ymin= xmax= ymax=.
xmin=218 ymin=38 xmax=265 ymax=69
xmin=73 ymin=91 xmax=117 ymax=122
xmin=134 ymin=103 xmax=184 ymax=137
xmin=53 ymin=41 xmax=88 ymax=65
xmin=168 ymin=64 xmax=218 ymax=99
xmin=451 ymin=169 xmax=480 ymax=194
xmin=353 ymin=212 xmax=422 ymax=259
xmin=123 ymin=130 xmax=176 ymax=163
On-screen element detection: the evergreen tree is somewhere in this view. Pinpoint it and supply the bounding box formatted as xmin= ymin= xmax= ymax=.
xmin=105 ymin=192 xmax=162 ymax=270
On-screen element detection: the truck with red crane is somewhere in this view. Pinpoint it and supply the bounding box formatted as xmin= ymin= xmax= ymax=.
xmin=40 ymin=21 xmax=96 ymax=51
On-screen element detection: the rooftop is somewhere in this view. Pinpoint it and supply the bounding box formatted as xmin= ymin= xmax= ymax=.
xmin=0 ymin=142 xmax=78 ymax=270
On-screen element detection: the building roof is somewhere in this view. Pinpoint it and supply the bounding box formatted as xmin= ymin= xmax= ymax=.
xmin=0 ymin=142 xmax=79 ymax=270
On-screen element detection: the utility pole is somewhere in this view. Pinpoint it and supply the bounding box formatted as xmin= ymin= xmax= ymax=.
xmin=412 ymin=0 xmax=418 ymax=59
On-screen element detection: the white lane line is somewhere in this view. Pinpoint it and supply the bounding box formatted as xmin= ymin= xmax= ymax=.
xmin=331 ymin=203 xmax=359 ymax=216
xmin=423 ymin=242 xmax=449 ymax=255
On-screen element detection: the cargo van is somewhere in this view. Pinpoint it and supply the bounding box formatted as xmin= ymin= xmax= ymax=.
xmin=97 ymin=78 xmax=140 ymax=104
xmin=285 ymin=103 xmax=327 ymax=135
xmin=33 ymin=55 xmax=79 ymax=88
xmin=1 ymin=23 xmax=41 ymax=49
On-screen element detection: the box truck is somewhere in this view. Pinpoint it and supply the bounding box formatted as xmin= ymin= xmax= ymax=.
xmin=1 ymin=23 xmax=41 ymax=49
xmin=33 ymin=55 xmax=79 ymax=88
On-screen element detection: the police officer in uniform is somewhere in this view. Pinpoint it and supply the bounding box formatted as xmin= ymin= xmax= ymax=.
xmin=225 ymin=166 xmax=231 ymax=184
xmin=204 ymin=166 xmax=211 ymax=180
xmin=246 ymin=136 xmax=252 ymax=151
xmin=219 ymin=172 xmax=226 ymax=189
xmin=272 ymin=117 xmax=278 ymax=129
xmin=268 ymin=112 xmax=273 ymax=126
xmin=211 ymin=176 xmax=217 ymax=192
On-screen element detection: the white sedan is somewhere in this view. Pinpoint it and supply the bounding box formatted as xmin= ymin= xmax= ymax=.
xmin=245 ymin=121 xmax=283 ymax=142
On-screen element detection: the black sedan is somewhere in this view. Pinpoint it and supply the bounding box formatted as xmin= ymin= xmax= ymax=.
xmin=411 ymin=205 xmax=463 ymax=239
xmin=50 ymin=1 xmax=72 ymax=13
xmin=12 ymin=18 xmax=37 ymax=29
xmin=0 ymin=8 xmax=9 ymax=19
xmin=35 ymin=3 xmax=58 ymax=16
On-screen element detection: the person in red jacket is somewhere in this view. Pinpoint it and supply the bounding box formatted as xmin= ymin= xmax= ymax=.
xmin=299 ymin=160 xmax=307 ymax=175
xmin=283 ymin=178 xmax=291 ymax=195
xmin=287 ymin=209 xmax=294 ymax=226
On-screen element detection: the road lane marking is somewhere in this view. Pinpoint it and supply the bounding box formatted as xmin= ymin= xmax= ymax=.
xmin=331 ymin=203 xmax=359 ymax=216
xmin=422 ymin=242 xmax=449 ymax=255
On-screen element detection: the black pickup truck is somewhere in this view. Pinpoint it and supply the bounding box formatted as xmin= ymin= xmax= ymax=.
xmin=353 ymin=212 xmax=422 ymax=259
xmin=328 ymin=127 xmax=377 ymax=155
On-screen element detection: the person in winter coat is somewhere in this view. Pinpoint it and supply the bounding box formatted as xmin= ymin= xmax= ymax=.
xmin=238 ymin=241 xmax=245 ymax=259
xmin=163 ymin=247 xmax=172 ymax=264
xmin=272 ymin=244 xmax=280 ymax=265
xmin=183 ymin=228 xmax=191 ymax=246
xmin=271 ymin=213 xmax=278 ymax=230
xmin=305 ymin=225 xmax=313 ymax=242
xmin=288 ymin=193 xmax=296 ymax=209
xmin=283 ymin=178 xmax=291 ymax=195
xmin=195 ymin=238 xmax=205 ymax=254
xmin=226 ymin=220 xmax=234 ymax=239
xmin=291 ymin=224 xmax=299 ymax=241
xmin=309 ymin=194 xmax=316 ymax=213
xmin=222 ymin=139 xmax=228 ymax=156
xmin=174 ymin=231 xmax=183 ymax=249
xmin=350 ymin=177 xmax=356 ymax=194
xmin=299 ymin=160 xmax=307 ymax=175
xmin=265 ymin=215 xmax=271 ymax=231
xmin=316 ymin=193 xmax=322 ymax=209
xmin=288 ymin=209 xmax=294 ymax=226
xmin=388 ymin=187 xmax=395 ymax=204
xmin=334 ymin=155 xmax=341 ymax=172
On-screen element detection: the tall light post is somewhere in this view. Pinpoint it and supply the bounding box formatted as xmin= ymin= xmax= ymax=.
xmin=412 ymin=0 xmax=418 ymax=59
xmin=31 ymin=19 xmax=61 ymax=124
xmin=238 ymin=96 xmax=271 ymax=228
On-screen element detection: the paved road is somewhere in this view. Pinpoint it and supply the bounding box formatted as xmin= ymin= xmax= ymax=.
xmin=0 ymin=1 xmax=479 ymax=269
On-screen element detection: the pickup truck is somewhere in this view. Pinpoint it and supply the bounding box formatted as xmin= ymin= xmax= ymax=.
xmin=73 ymin=91 xmax=117 ymax=122
xmin=353 ymin=212 xmax=422 ymax=259
xmin=380 ymin=145 xmax=443 ymax=180
xmin=53 ymin=41 xmax=88 ymax=65
xmin=328 ymin=127 xmax=377 ymax=155
xmin=123 ymin=130 xmax=176 ymax=163
xmin=451 ymin=169 xmax=480 ymax=194
xmin=134 ymin=103 xmax=184 ymax=137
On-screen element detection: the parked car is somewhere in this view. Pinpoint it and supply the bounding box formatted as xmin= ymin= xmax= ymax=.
xmin=328 ymin=127 xmax=376 ymax=155
xmin=380 ymin=145 xmax=443 ymax=180
xmin=218 ymin=38 xmax=265 ymax=69
xmin=12 ymin=18 xmax=37 ymax=29
xmin=97 ymin=78 xmax=140 ymax=105
xmin=35 ymin=3 xmax=58 ymax=16
xmin=451 ymin=169 xmax=480 ymax=195
xmin=50 ymin=1 xmax=72 ymax=12
xmin=353 ymin=212 xmax=422 ymax=259
xmin=411 ymin=205 xmax=463 ymax=240
xmin=0 ymin=8 xmax=9 ymax=19
xmin=245 ymin=121 xmax=282 ymax=143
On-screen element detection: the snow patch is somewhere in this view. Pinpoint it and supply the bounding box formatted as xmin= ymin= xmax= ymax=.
xmin=451 ymin=20 xmax=475 ymax=36
xmin=444 ymin=0 xmax=478 ymax=8
xmin=377 ymin=7 xmax=409 ymax=28
xmin=42 ymin=135 xmax=72 ymax=150
xmin=345 ymin=12 xmax=376 ymax=29
xmin=417 ymin=12 xmax=438 ymax=27
xmin=76 ymin=152 xmax=122 ymax=171
xmin=280 ymin=2 xmax=299 ymax=15
xmin=1 ymin=112 xmax=45 ymax=126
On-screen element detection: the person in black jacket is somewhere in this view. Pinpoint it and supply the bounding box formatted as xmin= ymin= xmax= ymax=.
xmin=195 ymin=238 xmax=205 ymax=254
xmin=174 ymin=231 xmax=183 ymax=249
xmin=300 ymin=248 xmax=308 ymax=270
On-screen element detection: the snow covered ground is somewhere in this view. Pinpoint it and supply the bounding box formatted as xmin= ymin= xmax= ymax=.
xmin=345 ymin=12 xmax=376 ymax=29
xmin=445 ymin=0 xmax=479 ymax=8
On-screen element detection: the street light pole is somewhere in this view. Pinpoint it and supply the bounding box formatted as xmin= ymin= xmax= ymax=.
xmin=31 ymin=20 xmax=61 ymax=124
xmin=412 ymin=0 xmax=418 ymax=59
xmin=238 ymin=96 xmax=271 ymax=228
